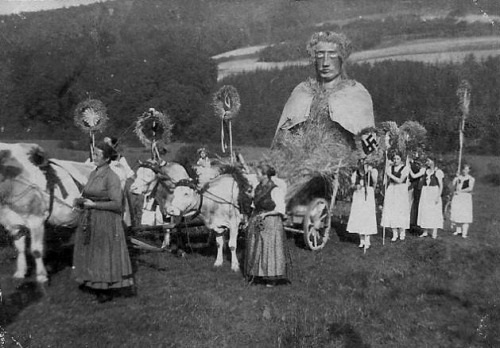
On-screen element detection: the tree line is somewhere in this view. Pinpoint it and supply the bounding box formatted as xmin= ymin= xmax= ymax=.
xmin=0 ymin=0 xmax=498 ymax=156
xmin=214 ymin=56 xmax=500 ymax=155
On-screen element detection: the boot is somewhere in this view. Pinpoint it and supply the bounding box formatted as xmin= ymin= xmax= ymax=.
xmin=391 ymin=230 xmax=398 ymax=242
xmin=364 ymin=236 xmax=371 ymax=249
xmin=462 ymin=224 xmax=469 ymax=238
xmin=358 ymin=235 xmax=365 ymax=248
xmin=400 ymin=229 xmax=406 ymax=241
xmin=419 ymin=230 xmax=428 ymax=238
xmin=453 ymin=226 xmax=462 ymax=236
xmin=431 ymin=229 xmax=438 ymax=239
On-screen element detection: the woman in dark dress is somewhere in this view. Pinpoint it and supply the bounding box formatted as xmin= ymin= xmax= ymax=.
xmin=73 ymin=142 xmax=135 ymax=302
xmin=244 ymin=164 xmax=290 ymax=287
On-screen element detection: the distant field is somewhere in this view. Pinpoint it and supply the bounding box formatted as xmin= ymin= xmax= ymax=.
xmin=216 ymin=36 xmax=500 ymax=80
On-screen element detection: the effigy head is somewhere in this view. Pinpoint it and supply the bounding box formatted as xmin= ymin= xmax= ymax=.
xmin=307 ymin=31 xmax=352 ymax=61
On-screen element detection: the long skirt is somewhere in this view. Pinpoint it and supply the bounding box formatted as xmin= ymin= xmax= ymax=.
xmin=450 ymin=192 xmax=473 ymax=224
xmin=417 ymin=186 xmax=443 ymax=229
xmin=347 ymin=187 xmax=377 ymax=235
xmin=73 ymin=209 xmax=134 ymax=289
xmin=244 ymin=214 xmax=291 ymax=281
xmin=381 ymin=183 xmax=410 ymax=229
xmin=408 ymin=187 xmax=421 ymax=226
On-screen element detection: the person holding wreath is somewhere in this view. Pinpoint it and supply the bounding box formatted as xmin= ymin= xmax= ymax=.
xmin=410 ymin=157 xmax=444 ymax=239
xmin=347 ymin=158 xmax=378 ymax=250
xmin=244 ymin=164 xmax=290 ymax=287
xmin=450 ymin=164 xmax=475 ymax=238
xmin=381 ymin=151 xmax=410 ymax=242
xmin=73 ymin=141 xmax=135 ymax=303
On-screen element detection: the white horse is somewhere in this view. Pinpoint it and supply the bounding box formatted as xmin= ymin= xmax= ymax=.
xmin=0 ymin=143 xmax=94 ymax=282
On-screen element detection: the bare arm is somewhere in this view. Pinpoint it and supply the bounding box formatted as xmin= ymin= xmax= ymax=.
xmin=410 ymin=167 xmax=425 ymax=179
xmin=387 ymin=166 xmax=408 ymax=184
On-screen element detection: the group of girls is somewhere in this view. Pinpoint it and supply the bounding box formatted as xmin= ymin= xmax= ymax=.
xmin=347 ymin=152 xmax=475 ymax=250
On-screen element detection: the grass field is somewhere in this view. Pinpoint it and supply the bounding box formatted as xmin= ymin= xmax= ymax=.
xmin=0 ymin=142 xmax=499 ymax=347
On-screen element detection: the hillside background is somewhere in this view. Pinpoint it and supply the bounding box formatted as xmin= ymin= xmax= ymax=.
xmin=0 ymin=0 xmax=499 ymax=154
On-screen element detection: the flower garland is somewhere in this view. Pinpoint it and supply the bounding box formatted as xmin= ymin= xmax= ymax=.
xmin=134 ymin=108 xmax=173 ymax=148
xmin=73 ymin=99 xmax=108 ymax=133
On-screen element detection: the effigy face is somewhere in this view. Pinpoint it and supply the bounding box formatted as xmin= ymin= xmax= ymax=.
xmin=314 ymin=42 xmax=341 ymax=83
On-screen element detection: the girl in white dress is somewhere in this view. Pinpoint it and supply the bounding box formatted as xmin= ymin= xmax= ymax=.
xmin=381 ymin=152 xmax=410 ymax=241
xmin=411 ymin=157 xmax=444 ymax=239
xmin=450 ymin=164 xmax=474 ymax=238
xmin=347 ymin=159 xmax=378 ymax=250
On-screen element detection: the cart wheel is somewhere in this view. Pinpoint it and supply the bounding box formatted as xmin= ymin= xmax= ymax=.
xmin=303 ymin=198 xmax=331 ymax=250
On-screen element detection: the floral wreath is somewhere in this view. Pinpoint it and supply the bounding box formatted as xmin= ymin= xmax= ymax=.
xmin=212 ymin=85 xmax=241 ymax=121
xmin=134 ymin=108 xmax=173 ymax=148
xmin=73 ymin=99 xmax=108 ymax=133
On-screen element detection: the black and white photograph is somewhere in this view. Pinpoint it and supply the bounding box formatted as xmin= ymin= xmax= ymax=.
xmin=0 ymin=0 xmax=499 ymax=346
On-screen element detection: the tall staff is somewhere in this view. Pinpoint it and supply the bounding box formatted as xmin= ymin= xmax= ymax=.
xmin=382 ymin=133 xmax=390 ymax=246
xmin=456 ymin=80 xmax=471 ymax=175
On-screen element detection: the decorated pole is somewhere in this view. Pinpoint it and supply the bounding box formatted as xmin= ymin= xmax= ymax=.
xmin=382 ymin=132 xmax=390 ymax=246
xmin=134 ymin=108 xmax=173 ymax=163
xmin=74 ymin=99 xmax=108 ymax=161
xmin=456 ymin=80 xmax=471 ymax=175
xmin=213 ymin=85 xmax=241 ymax=164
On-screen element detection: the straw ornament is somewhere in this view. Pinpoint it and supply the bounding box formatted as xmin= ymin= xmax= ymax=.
xmin=213 ymin=85 xmax=241 ymax=121
xmin=134 ymin=108 xmax=173 ymax=148
xmin=74 ymin=99 xmax=108 ymax=133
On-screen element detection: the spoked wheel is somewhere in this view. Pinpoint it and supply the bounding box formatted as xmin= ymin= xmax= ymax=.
xmin=303 ymin=198 xmax=331 ymax=250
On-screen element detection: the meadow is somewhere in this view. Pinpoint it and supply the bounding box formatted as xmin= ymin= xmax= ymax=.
xmin=0 ymin=141 xmax=499 ymax=347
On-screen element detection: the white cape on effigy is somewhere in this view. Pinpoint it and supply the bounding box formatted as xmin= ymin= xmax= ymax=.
xmin=274 ymin=79 xmax=375 ymax=136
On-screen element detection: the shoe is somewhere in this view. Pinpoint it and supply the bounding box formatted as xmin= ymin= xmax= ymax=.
xmin=432 ymin=233 xmax=437 ymax=239
xmin=462 ymin=235 xmax=468 ymax=239
xmin=96 ymin=291 xmax=113 ymax=303
xmin=117 ymin=286 xmax=137 ymax=298
xmin=391 ymin=235 xmax=398 ymax=242
xmin=453 ymin=231 xmax=461 ymax=236
xmin=419 ymin=232 xmax=428 ymax=238
xmin=400 ymin=232 xmax=406 ymax=241
xmin=358 ymin=241 xmax=364 ymax=248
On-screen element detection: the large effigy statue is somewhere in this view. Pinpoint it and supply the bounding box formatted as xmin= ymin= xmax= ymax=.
xmin=272 ymin=31 xmax=375 ymax=155
xmin=269 ymin=31 xmax=376 ymax=205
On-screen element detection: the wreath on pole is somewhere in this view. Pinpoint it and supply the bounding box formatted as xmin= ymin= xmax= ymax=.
xmin=212 ymin=85 xmax=241 ymax=163
xmin=134 ymin=108 xmax=173 ymax=161
xmin=73 ymin=98 xmax=108 ymax=160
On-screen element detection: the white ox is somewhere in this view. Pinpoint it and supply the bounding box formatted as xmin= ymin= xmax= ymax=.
xmin=129 ymin=160 xmax=190 ymax=213
xmin=167 ymin=175 xmax=242 ymax=271
xmin=0 ymin=143 xmax=94 ymax=282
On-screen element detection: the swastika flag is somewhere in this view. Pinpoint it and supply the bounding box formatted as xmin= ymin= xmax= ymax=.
xmin=361 ymin=132 xmax=378 ymax=155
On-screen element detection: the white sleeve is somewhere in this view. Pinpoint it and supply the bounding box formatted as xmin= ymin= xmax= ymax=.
xmin=436 ymin=169 xmax=444 ymax=181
